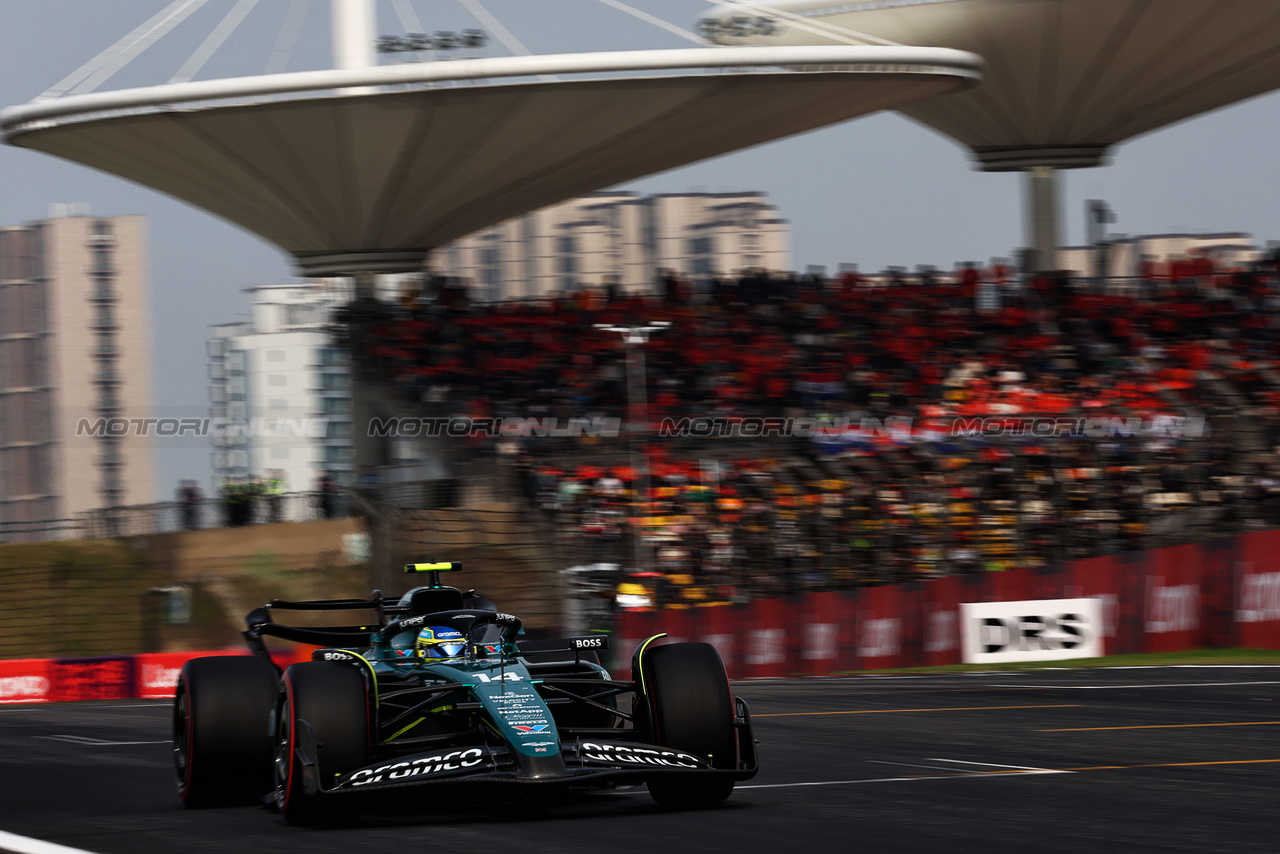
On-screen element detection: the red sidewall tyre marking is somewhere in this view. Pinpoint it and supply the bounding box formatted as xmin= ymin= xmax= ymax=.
xmin=281 ymin=673 xmax=297 ymax=816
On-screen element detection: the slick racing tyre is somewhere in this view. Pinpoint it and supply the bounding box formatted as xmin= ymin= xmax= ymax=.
xmin=637 ymin=642 xmax=737 ymax=807
xmin=175 ymin=656 xmax=279 ymax=808
xmin=274 ymin=662 xmax=370 ymax=826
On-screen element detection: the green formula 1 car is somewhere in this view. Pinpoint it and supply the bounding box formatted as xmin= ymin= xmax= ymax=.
xmin=173 ymin=561 xmax=757 ymax=824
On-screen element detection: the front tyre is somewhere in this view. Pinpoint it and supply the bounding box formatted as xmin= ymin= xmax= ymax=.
xmin=637 ymin=642 xmax=737 ymax=808
xmin=174 ymin=656 xmax=279 ymax=807
xmin=274 ymin=662 xmax=370 ymax=826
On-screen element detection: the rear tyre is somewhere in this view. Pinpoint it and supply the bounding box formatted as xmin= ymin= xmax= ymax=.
xmin=174 ymin=656 xmax=279 ymax=808
xmin=637 ymin=642 xmax=737 ymax=808
xmin=274 ymin=662 xmax=370 ymax=826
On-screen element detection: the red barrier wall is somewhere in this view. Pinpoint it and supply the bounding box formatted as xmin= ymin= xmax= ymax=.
xmin=0 ymin=658 xmax=52 ymax=704
xmin=10 ymin=532 xmax=1280 ymax=702
xmin=1237 ymin=530 xmax=1280 ymax=649
xmin=615 ymin=532 xmax=1280 ymax=678
xmin=49 ymin=657 xmax=134 ymax=703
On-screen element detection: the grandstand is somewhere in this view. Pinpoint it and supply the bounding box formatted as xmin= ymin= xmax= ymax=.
xmin=341 ymin=245 xmax=1280 ymax=611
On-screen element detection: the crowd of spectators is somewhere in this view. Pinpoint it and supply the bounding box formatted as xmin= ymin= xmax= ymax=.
xmin=342 ymin=249 xmax=1280 ymax=606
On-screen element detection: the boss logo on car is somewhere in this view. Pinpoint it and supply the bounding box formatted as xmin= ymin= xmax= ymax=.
xmin=580 ymin=743 xmax=705 ymax=769
xmin=570 ymin=636 xmax=607 ymax=650
xmin=321 ymin=651 xmax=356 ymax=661
xmin=349 ymin=747 xmax=486 ymax=786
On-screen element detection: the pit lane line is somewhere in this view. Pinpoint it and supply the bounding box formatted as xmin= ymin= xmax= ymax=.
xmin=0 ymin=830 xmax=98 ymax=854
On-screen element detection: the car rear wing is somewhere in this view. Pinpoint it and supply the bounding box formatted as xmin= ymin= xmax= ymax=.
xmin=242 ymin=595 xmax=391 ymax=662
xmin=239 ymin=579 xmax=504 ymax=665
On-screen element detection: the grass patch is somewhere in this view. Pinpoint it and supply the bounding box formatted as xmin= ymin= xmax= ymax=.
xmin=840 ymin=648 xmax=1280 ymax=676
xmin=0 ymin=540 xmax=164 ymax=659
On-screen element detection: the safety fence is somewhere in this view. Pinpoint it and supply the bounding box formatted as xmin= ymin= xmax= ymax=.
xmin=612 ymin=528 xmax=1280 ymax=680
xmin=0 ymin=491 xmax=354 ymax=542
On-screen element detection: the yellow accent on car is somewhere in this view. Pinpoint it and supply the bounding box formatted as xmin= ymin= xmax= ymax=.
xmin=348 ymin=650 xmax=380 ymax=708
xmin=405 ymin=561 xmax=458 ymax=573
xmin=635 ymin=633 xmax=668 ymax=697
xmin=389 ymin=717 xmax=426 ymax=740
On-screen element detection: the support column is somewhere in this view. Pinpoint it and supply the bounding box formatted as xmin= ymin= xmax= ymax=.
xmin=348 ymin=270 xmax=387 ymax=480
xmin=331 ymin=0 xmax=377 ymax=70
xmin=331 ymin=0 xmax=377 ymax=95
xmin=1026 ymin=165 xmax=1061 ymax=274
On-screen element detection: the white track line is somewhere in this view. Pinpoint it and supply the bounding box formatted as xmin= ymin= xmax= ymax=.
xmin=928 ymin=758 xmax=1072 ymax=775
xmin=740 ymin=775 xmax=970 ymax=789
xmin=993 ymin=681 xmax=1280 ymax=690
xmin=0 ymin=830 xmax=99 ymax=854
xmin=742 ymin=757 xmax=1071 ymax=789
xmin=739 ymin=770 xmax=1050 ymax=789
xmin=868 ymin=759 xmax=978 ymax=774
xmin=1099 ymin=666 xmax=1280 ymax=670
xmin=33 ymin=736 xmax=169 ymax=746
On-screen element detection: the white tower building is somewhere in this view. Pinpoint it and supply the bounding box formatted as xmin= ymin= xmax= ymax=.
xmin=208 ymin=282 xmax=353 ymax=496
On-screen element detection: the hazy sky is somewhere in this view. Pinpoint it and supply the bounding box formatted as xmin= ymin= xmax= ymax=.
xmin=1 ymin=1 xmax=1278 ymax=498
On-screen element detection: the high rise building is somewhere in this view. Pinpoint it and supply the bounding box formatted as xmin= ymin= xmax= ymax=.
xmin=0 ymin=210 xmax=155 ymax=540
xmin=207 ymin=282 xmax=353 ymax=496
xmin=429 ymin=191 xmax=790 ymax=300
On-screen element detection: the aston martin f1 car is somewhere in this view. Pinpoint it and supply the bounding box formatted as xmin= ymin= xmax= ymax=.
xmin=174 ymin=562 xmax=757 ymax=824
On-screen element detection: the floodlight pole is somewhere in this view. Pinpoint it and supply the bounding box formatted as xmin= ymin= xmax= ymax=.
xmin=595 ymin=322 xmax=670 ymax=572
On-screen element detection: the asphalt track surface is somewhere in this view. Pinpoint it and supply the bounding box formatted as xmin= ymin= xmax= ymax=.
xmin=1 ymin=667 xmax=1277 ymax=854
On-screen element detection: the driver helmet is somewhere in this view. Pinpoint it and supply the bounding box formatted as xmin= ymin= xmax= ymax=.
xmin=415 ymin=626 xmax=466 ymax=660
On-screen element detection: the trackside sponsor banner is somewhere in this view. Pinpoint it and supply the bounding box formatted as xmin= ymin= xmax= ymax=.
xmin=857 ymin=585 xmax=906 ymax=669
xmin=49 ymin=656 xmax=134 ymax=702
xmin=0 ymin=659 xmax=52 ymax=704
xmin=801 ymin=592 xmax=844 ymax=675
xmin=1238 ymin=530 xmax=1280 ymax=648
xmin=134 ymin=652 xmax=235 ymax=699
xmin=1144 ymin=544 xmax=1204 ymax=653
xmin=698 ymin=600 xmax=740 ymax=676
xmin=1238 ymin=570 xmax=1280 ymax=623
xmin=743 ymin=599 xmax=788 ymax=678
xmin=960 ymin=598 xmax=1103 ymax=664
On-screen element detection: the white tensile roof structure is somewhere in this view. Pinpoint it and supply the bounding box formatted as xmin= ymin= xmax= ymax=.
xmin=700 ymin=0 xmax=1280 ymax=269
xmin=1 ymin=43 xmax=981 ymax=276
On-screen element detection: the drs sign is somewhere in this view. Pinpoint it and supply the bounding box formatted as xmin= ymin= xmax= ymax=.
xmin=960 ymin=598 xmax=1103 ymax=665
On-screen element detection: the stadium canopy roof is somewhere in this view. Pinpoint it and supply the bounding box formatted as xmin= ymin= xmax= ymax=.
xmin=699 ymin=0 xmax=1280 ymax=170
xmin=1 ymin=46 xmax=980 ymax=276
